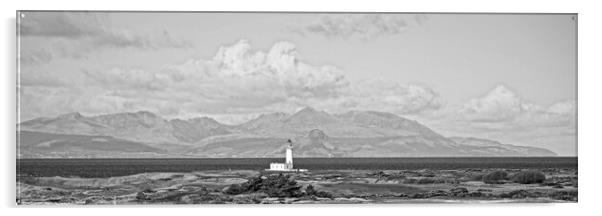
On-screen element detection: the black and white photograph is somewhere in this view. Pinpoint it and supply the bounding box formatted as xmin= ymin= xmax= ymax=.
xmin=15 ymin=11 xmax=578 ymax=205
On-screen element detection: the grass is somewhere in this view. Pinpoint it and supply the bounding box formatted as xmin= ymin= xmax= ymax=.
xmin=318 ymin=182 xmax=425 ymax=195
xmin=402 ymin=177 xmax=459 ymax=185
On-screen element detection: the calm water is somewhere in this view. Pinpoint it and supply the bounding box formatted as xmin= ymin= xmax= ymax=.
xmin=17 ymin=157 xmax=577 ymax=178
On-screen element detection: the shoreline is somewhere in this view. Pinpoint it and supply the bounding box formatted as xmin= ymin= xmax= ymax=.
xmin=17 ymin=168 xmax=578 ymax=205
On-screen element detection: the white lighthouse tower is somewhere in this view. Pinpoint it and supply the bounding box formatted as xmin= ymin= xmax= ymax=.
xmin=267 ymin=139 xmax=307 ymax=172
xmin=285 ymin=140 xmax=293 ymax=167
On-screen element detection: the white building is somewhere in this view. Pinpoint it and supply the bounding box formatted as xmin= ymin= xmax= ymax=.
xmin=266 ymin=139 xmax=307 ymax=172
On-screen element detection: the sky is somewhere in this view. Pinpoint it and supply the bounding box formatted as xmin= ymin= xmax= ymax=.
xmin=17 ymin=12 xmax=577 ymax=155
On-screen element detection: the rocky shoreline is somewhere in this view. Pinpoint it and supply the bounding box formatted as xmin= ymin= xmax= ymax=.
xmin=17 ymin=168 xmax=577 ymax=204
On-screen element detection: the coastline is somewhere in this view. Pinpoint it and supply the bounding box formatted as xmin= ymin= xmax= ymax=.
xmin=17 ymin=167 xmax=578 ymax=205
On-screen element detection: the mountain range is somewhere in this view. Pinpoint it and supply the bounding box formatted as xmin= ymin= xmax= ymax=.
xmin=17 ymin=107 xmax=556 ymax=158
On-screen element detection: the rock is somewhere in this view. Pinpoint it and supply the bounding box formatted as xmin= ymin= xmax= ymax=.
xmin=410 ymin=193 xmax=425 ymax=199
xmin=410 ymin=190 xmax=452 ymax=199
xmin=395 ymin=193 xmax=408 ymax=198
xmin=468 ymin=191 xmax=484 ymax=197
xmin=428 ymin=190 xmax=449 ymax=197
xmin=136 ymin=190 xmax=154 ymax=201
xmin=510 ymin=171 xmax=546 ymax=184
xmin=232 ymin=193 xmax=268 ymax=204
xmin=449 ymin=187 xmax=469 ymax=196
xmin=548 ymin=190 xmax=577 ymax=201
xmin=500 ymin=189 xmax=541 ymax=199
xmin=224 ymin=174 xmax=304 ymax=197
xmin=482 ymin=170 xmax=508 ymax=184
xmin=179 ymin=194 xmax=196 ymax=204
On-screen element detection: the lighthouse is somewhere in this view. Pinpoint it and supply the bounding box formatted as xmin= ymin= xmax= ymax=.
xmin=266 ymin=139 xmax=307 ymax=172
xmin=285 ymin=139 xmax=293 ymax=166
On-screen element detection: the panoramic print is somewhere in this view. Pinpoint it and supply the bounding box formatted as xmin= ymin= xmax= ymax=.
xmin=16 ymin=11 xmax=577 ymax=204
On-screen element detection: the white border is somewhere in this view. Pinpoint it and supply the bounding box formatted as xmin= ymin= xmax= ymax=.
xmin=2 ymin=0 xmax=600 ymax=216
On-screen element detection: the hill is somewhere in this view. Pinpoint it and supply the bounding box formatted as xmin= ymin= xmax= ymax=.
xmin=17 ymin=107 xmax=557 ymax=158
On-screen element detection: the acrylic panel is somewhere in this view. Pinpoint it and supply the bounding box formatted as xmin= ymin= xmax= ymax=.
xmin=16 ymin=11 xmax=577 ymax=205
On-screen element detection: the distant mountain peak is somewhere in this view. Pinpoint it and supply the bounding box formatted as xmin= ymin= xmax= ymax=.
xmin=286 ymin=106 xmax=338 ymax=125
xmin=292 ymin=106 xmax=332 ymax=117
xmin=57 ymin=112 xmax=84 ymax=120
xmin=253 ymin=112 xmax=289 ymax=121
xmin=198 ymin=116 xmax=217 ymax=121
xmin=296 ymin=106 xmax=318 ymax=113
xmin=265 ymin=111 xmax=288 ymax=117
xmin=350 ymin=110 xmax=403 ymax=119
xmin=133 ymin=110 xmax=158 ymax=117
xmin=189 ymin=116 xmax=221 ymax=124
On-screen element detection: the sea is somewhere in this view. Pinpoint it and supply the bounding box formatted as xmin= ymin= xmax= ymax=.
xmin=17 ymin=157 xmax=577 ymax=178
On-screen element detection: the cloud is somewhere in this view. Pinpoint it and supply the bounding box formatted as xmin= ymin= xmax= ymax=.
xmin=19 ymin=12 xmax=189 ymax=62
xmin=166 ymin=40 xmax=350 ymax=103
xmin=19 ymin=49 xmax=53 ymax=66
xmin=18 ymin=85 xmax=131 ymax=121
xmin=76 ymin=40 xmax=349 ymax=117
xmin=454 ymin=84 xmax=576 ymax=128
xmin=82 ymin=68 xmax=168 ymax=91
xmin=334 ymin=80 xmax=441 ymax=115
xmin=21 ymin=40 xmax=442 ymax=123
xmin=415 ymin=84 xmax=576 ymax=155
xmin=297 ymin=14 xmax=428 ymax=39
xmin=458 ymin=85 xmax=523 ymax=122
xmin=518 ymin=100 xmax=576 ymax=128
xmin=19 ymin=72 xmax=66 ymax=87
xmin=17 ymin=38 xmax=576 ymax=154
xmin=20 ymin=12 xmax=104 ymax=38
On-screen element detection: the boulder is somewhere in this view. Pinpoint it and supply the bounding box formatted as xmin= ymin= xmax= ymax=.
xmin=511 ymin=171 xmax=546 ymax=184
xmin=449 ymin=187 xmax=469 ymax=197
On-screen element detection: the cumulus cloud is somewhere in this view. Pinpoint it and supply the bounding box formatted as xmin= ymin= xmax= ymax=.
xmin=21 ymin=40 xmax=443 ymax=123
xmin=453 ymin=85 xmax=576 ymax=129
xmin=518 ymin=100 xmax=576 ymax=128
xmin=458 ymin=85 xmax=523 ymax=122
xmin=19 ymin=12 xmax=189 ymax=62
xmin=416 ymin=84 xmax=576 ymax=154
xmin=156 ymin=40 xmax=441 ymax=118
xmin=76 ymin=40 xmax=349 ymax=118
xmin=297 ymin=14 xmax=428 ymax=39
xmin=336 ymin=80 xmax=441 ymax=115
